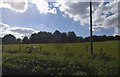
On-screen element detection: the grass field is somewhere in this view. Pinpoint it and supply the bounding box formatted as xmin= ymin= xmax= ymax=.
xmin=2 ymin=41 xmax=119 ymax=75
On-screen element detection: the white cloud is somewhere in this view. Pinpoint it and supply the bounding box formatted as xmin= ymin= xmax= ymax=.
xmin=0 ymin=0 xmax=28 ymax=13
xmin=30 ymin=0 xmax=57 ymax=14
xmin=0 ymin=23 xmax=38 ymax=38
xmin=92 ymin=0 xmax=119 ymax=32
xmin=54 ymin=0 xmax=119 ymax=35
xmin=0 ymin=0 xmax=57 ymax=14
xmin=114 ymin=27 xmax=120 ymax=36
xmin=55 ymin=0 xmax=103 ymax=25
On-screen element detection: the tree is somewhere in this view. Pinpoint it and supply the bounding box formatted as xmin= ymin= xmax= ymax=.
xmin=37 ymin=32 xmax=51 ymax=43
xmin=16 ymin=38 xmax=22 ymax=44
xmin=102 ymin=35 xmax=107 ymax=41
xmin=53 ymin=30 xmax=61 ymax=43
xmin=115 ymin=35 xmax=120 ymax=40
xmin=76 ymin=36 xmax=83 ymax=42
xmin=67 ymin=31 xmax=76 ymax=43
xmin=92 ymin=35 xmax=98 ymax=42
xmin=59 ymin=33 xmax=67 ymax=43
xmin=108 ymin=36 xmax=115 ymax=40
xmin=45 ymin=32 xmax=53 ymax=43
xmin=84 ymin=36 xmax=90 ymax=42
xmin=29 ymin=33 xmax=38 ymax=43
xmin=2 ymin=34 xmax=16 ymax=44
xmin=22 ymin=37 xmax=29 ymax=44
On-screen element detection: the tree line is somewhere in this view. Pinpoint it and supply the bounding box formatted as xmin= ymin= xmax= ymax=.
xmin=2 ymin=30 xmax=120 ymax=44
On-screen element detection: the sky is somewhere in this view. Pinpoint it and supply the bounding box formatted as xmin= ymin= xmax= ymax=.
xmin=0 ymin=0 xmax=119 ymax=38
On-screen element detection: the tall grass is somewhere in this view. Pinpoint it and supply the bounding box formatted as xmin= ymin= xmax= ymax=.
xmin=2 ymin=41 xmax=119 ymax=75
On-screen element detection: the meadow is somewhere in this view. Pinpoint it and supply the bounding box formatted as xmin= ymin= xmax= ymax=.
xmin=2 ymin=41 xmax=119 ymax=75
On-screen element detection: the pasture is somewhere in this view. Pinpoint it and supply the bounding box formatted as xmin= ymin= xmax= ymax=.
xmin=2 ymin=41 xmax=119 ymax=75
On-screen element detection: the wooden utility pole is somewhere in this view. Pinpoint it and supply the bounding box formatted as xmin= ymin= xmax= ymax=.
xmin=90 ymin=0 xmax=93 ymax=55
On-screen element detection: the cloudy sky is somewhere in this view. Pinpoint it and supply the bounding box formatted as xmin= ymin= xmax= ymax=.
xmin=0 ymin=0 xmax=119 ymax=38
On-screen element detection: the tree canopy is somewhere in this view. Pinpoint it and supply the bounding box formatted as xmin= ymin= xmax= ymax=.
xmin=2 ymin=34 xmax=16 ymax=44
xmin=2 ymin=30 xmax=120 ymax=44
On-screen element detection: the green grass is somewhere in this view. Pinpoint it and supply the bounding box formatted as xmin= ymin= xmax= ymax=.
xmin=2 ymin=40 xmax=119 ymax=75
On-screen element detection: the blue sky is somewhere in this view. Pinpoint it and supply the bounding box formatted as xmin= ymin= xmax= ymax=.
xmin=0 ymin=0 xmax=119 ymax=38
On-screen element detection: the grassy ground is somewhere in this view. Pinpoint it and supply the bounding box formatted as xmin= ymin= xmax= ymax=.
xmin=2 ymin=41 xmax=119 ymax=75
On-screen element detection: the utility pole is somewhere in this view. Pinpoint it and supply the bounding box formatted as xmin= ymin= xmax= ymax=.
xmin=90 ymin=0 xmax=93 ymax=55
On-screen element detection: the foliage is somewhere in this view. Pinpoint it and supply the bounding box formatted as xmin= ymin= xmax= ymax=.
xmin=2 ymin=34 xmax=16 ymax=44
xmin=2 ymin=30 xmax=120 ymax=44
